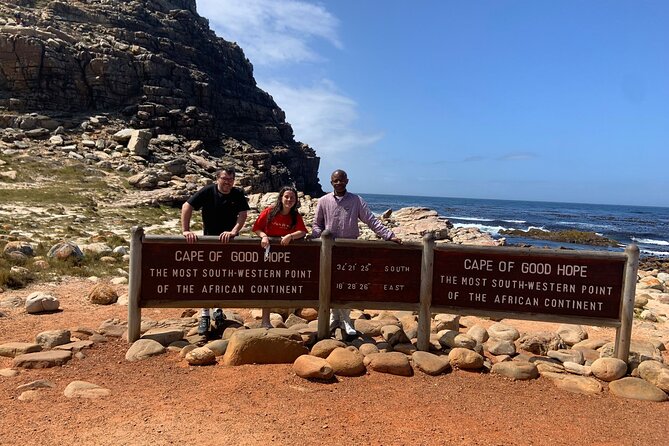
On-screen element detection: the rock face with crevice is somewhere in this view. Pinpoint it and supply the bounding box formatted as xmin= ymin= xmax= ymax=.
xmin=0 ymin=0 xmax=322 ymax=195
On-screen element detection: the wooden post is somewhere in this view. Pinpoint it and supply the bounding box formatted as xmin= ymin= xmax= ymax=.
xmin=417 ymin=232 xmax=435 ymax=351
xmin=127 ymin=226 xmax=144 ymax=343
xmin=615 ymin=244 xmax=639 ymax=361
xmin=317 ymin=231 xmax=334 ymax=340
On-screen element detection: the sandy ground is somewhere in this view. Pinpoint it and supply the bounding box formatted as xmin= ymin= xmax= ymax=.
xmin=1 ymin=278 xmax=668 ymax=446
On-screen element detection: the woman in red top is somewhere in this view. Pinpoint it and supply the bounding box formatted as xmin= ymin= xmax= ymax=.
xmin=252 ymin=186 xmax=307 ymax=328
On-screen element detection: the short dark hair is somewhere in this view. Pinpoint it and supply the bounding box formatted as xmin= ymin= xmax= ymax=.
xmin=216 ymin=167 xmax=236 ymax=178
xmin=331 ymin=169 xmax=347 ymax=179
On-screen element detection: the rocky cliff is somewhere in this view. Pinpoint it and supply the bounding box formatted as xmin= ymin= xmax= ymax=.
xmin=0 ymin=0 xmax=323 ymax=196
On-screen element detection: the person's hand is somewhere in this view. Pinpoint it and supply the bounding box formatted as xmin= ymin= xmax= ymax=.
xmin=389 ymin=236 xmax=402 ymax=244
xmin=219 ymin=231 xmax=237 ymax=243
xmin=183 ymin=231 xmax=198 ymax=244
xmin=260 ymin=235 xmax=270 ymax=248
xmin=280 ymin=234 xmax=293 ymax=246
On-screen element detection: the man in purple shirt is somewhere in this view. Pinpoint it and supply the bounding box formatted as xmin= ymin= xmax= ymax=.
xmin=312 ymin=169 xmax=401 ymax=339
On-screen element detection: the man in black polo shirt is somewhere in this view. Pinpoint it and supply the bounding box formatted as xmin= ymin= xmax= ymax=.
xmin=181 ymin=166 xmax=250 ymax=335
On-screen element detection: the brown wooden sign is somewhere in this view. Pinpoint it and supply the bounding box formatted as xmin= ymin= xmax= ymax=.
xmin=432 ymin=249 xmax=626 ymax=319
xmin=140 ymin=242 xmax=320 ymax=303
xmin=331 ymin=245 xmax=422 ymax=303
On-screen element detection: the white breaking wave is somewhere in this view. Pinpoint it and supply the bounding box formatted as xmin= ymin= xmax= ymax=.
xmin=632 ymin=237 xmax=669 ymax=246
xmin=640 ymin=248 xmax=669 ymax=257
xmin=503 ymin=219 xmax=526 ymax=224
xmin=446 ymin=216 xmax=494 ymax=222
xmin=557 ymin=221 xmax=613 ymax=230
xmin=453 ymin=223 xmax=506 ymax=235
xmin=453 ymin=223 xmax=550 ymax=237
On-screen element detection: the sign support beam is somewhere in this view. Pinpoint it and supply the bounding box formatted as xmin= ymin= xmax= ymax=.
xmin=417 ymin=233 xmax=435 ymax=351
xmin=127 ymin=226 xmax=144 ymax=342
xmin=615 ymin=244 xmax=639 ymax=360
xmin=317 ymin=231 xmax=333 ymax=340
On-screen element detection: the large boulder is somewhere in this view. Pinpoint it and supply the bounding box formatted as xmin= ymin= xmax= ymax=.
xmin=47 ymin=242 xmax=84 ymax=262
xmin=35 ymin=329 xmax=70 ymax=349
xmin=487 ymin=323 xmax=520 ymax=342
xmin=518 ymin=332 xmax=565 ymax=355
xmin=185 ymin=347 xmax=217 ymax=366
xmin=222 ymin=329 xmax=308 ymax=365
xmin=366 ymin=352 xmax=413 ymax=377
xmin=637 ymin=360 xmax=669 ymax=392
xmin=0 ymin=342 xmax=42 ymax=358
xmin=64 ymin=381 xmax=111 ymax=399
xmin=411 ymin=351 xmax=451 ymax=376
xmin=600 ymin=340 xmax=664 ymax=369
xmin=326 ymin=346 xmax=366 ymax=377
xmin=492 ymin=362 xmax=539 ymax=380
xmin=140 ymin=328 xmax=185 ymax=346
xmin=466 ymin=325 xmax=489 ymax=344
xmin=128 ymin=129 xmax=151 ymax=156
xmin=541 ymin=372 xmax=603 ymax=395
xmin=608 ymin=377 xmax=668 ymax=402
xmin=293 ymin=355 xmax=334 ymax=380
xmin=3 ymin=241 xmax=34 ymax=257
xmin=25 ymin=292 xmax=60 ymax=314
xmin=355 ymin=318 xmax=400 ymax=337
xmin=87 ymin=283 xmax=118 ymax=305
xmin=590 ymin=358 xmax=627 ymax=382
xmin=125 ymin=339 xmax=166 ymax=361
xmin=448 ymin=348 xmax=484 ymax=370
xmin=310 ymin=339 xmax=346 ymax=359
xmin=438 ymin=330 xmax=477 ymax=350
xmin=556 ymin=324 xmax=588 ymax=346
xmin=13 ymin=350 xmax=72 ymax=369
xmin=381 ymin=325 xmax=411 ymax=346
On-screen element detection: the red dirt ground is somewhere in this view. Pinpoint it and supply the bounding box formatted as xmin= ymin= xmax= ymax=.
xmin=1 ymin=278 xmax=668 ymax=446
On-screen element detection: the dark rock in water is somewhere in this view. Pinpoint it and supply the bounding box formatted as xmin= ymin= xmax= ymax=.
xmin=639 ymin=257 xmax=669 ymax=274
xmin=499 ymin=229 xmax=619 ymax=247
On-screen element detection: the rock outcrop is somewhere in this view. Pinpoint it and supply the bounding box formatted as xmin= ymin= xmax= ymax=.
xmin=0 ymin=0 xmax=322 ymax=195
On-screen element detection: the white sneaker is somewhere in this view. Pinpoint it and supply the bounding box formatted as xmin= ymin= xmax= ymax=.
xmin=341 ymin=318 xmax=357 ymax=337
xmin=339 ymin=309 xmax=357 ymax=336
xmin=329 ymin=309 xmax=340 ymax=332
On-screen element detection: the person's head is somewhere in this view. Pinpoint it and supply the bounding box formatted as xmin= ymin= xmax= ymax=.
xmin=215 ymin=167 xmax=235 ymax=194
xmin=330 ymin=169 xmax=348 ymax=196
xmin=269 ymin=186 xmax=301 ymax=227
xmin=278 ymin=186 xmax=298 ymax=212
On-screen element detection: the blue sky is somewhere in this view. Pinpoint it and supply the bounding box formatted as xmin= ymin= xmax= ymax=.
xmin=197 ymin=1 xmax=669 ymax=207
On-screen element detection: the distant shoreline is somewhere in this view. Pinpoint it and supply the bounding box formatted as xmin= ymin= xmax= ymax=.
xmin=361 ymin=193 xmax=669 ymax=259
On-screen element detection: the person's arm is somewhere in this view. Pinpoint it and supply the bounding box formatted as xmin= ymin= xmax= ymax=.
xmin=280 ymin=229 xmax=306 ymax=246
xmin=311 ymin=201 xmax=325 ymax=238
xmin=255 ymin=229 xmax=271 ymax=248
xmin=253 ymin=209 xmax=271 ymax=248
xmin=181 ymin=202 xmax=198 ymax=244
xmin=280 ymin=214 xmax=307 ymax=245
xmin=358 ymin=198 xmax=401 ymax=244
xmin=220 ymin=210 xmax=247 ymax=243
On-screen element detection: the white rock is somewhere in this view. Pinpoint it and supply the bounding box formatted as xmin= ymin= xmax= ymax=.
xmin=25 ymin=292 xmax=60 ymax=314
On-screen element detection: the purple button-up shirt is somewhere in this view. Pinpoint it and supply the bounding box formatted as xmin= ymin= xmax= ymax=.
xmin=311 ymin=192 xmax=395 ymax=240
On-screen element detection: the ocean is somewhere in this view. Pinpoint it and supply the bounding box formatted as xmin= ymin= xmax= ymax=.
xmin=360 ymin=193 xmax=669 ymax=258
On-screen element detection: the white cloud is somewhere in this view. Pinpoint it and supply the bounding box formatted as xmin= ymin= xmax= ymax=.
xmin=196 ymin=0 xmax=382 ymax=159
xmin=261 ymin=79 xmax=384 ymax=156
xmin=197 ymin=0 xmax=341 ymax=65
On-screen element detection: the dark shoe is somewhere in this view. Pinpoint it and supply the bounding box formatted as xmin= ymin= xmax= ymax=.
xmin=333 ymin=327 xmax=358 ymax=342
xmin=213 ymin=309 xmax=226 ymax=328
xmin=197 ymin=315 xmax=210 ymax=335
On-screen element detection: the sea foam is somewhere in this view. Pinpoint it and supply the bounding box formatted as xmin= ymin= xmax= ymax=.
xmin=632 ymin=237 xmax=669 ymax=246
